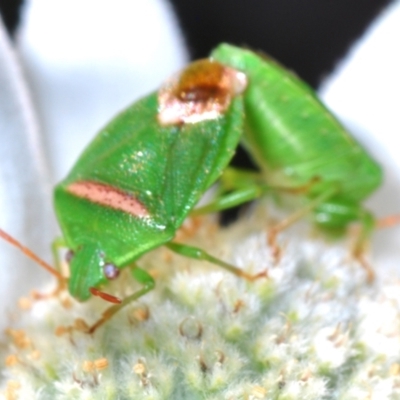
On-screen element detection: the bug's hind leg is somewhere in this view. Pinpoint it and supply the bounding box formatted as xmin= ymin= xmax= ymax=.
xmin=350 ymin=211 xmax=375 ymax=283
xmin=267 ymin=187 xmax=338 ymax=263
xmin=313 ymin=200 xmax=376 ymax=282
xmin=87 ymin=267 xmax=155 ymax=334
xmin=166 ymin=242 xmax=267 ymax=281
xmin=351 ymin=212 xmax=400 ymax=282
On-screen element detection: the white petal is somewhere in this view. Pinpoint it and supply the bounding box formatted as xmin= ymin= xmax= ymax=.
xmin=0 ymin=19 xmax=55 ymax=331
xmin=319 ymin=1 xmax=400 ymax=267
xmin=319 ymin=1 xmax=400 ymax=214
xmin=17 ymin=0 xmax=188 ymax=182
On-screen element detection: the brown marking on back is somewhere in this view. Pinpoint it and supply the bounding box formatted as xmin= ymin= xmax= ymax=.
xmin=67 ymin=181 xmax=149 ymax=217
xmin=158 ymin=59 xmax=247 ymax=126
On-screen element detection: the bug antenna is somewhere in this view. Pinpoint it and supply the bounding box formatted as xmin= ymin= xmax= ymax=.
xmin=0 ymin=228 xmax=64 ymax=280
xmin=89 ymin=287 xmax=122 ymax=304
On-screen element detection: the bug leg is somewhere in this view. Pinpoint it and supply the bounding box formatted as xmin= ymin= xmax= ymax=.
xmin=192 ymin=167 xmax=267 ymax=215
xmin=218 ymin=167 xmax=321 ymax=194
xmin=314 ymin=199 xmax=376 ymax=281
xmin=218 ymin=166 xmax=265 ymax=192
xmin=193 ymin=168 xmax=322 ymax=216
xmin=353 ymin=212 xmax=400 ymax=282
xmin=350 ymin=211 xmax=375 ymax=283
xmin=165 ymin=242 xmax=266 ymax=281
xmin=268 ymin=187 xmax=338 ymax=263
xmin=51 ymin=237 xmax=65 ymax=273
xmin=192 ymin=185 xmax=267 ymax=215
xmin=89 ymin=287 xmax=122 ymax=304
xmin=87 ymin=267 xmax=155 ymax=334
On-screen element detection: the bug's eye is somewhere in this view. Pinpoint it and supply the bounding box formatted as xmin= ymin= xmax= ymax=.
xmin=103 ymin=263 xmax=120 ymax=281
xmin=65 ymin=250 xmax=74 ymax=263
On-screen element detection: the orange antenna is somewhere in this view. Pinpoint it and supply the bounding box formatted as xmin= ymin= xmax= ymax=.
xmin=89 ymin=287 xmax=122 ymax=304
xmin=0 ymin=228 xmax=64 ymax=280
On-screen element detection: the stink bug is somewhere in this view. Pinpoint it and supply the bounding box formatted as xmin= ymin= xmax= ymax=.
xmin=204 ymin=43 xmax=383 ymax=277
xmin=1 ymin=43 xmax=384 ymax=332
xmin=1 ymin=58 xmax=261 ymax=333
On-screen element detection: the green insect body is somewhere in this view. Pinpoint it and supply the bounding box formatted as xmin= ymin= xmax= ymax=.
xmin=1 ymin=43 xmax=383 ymax=330
xmin=54 ymin=60 xmax=247 ymax=302
xmin=210 ymin=44 xmax=382 ymax=233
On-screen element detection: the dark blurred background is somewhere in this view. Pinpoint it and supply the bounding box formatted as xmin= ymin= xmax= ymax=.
xmin=0 ymin=0 xmax=393 ymax=87
xmin=170 ymin=0 xmax=393 ymax=87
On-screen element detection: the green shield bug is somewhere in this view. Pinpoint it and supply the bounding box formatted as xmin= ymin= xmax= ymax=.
xmin=1 ymin=57 xmax=261 ymax=333
xmin=0 ymin=43 xmax=384 ymax=332
xmin=206 ymin=43 xmax=383 ymax=279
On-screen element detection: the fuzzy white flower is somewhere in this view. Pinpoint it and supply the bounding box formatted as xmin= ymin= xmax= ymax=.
xmin=1 ymin=1 xmax=400 ymax=399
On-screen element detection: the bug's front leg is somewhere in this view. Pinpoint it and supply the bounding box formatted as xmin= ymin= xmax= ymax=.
xmin=87 ymin=267 xmax=155 ymax=334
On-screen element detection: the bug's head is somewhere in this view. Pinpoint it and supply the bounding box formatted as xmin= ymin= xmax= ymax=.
xmin=67 ymin=243 xmax=120 ymax=302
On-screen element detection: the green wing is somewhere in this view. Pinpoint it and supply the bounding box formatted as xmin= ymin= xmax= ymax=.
xmin=54 ymin=92 xmax=243 ymax=267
